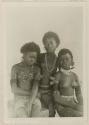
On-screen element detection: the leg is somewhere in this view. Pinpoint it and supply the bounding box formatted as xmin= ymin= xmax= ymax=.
xmin=14 ymin=98 xmax=28 ymax=118
xmin=49 ymin=103 xmax=55 ymax=117
xmin=15 ymin=107 xmax=28 ymax=118
xmin=60 ymin=107 xmax=83 ymax=117
xmin=41 ymin=93 xmax=55 ymax=117
xmin=31 ymin=98 xmax=42 ymax=117
xmin=56 ymin=103 xmax=83 ymax=117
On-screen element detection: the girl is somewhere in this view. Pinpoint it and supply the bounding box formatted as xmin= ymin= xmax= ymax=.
xmin=10 ymin=42 xmax=41 ymax=117
xmin=38 ymin=31 xmax=60 ymax=117
xmin=52 ymin=48 xmax=83 ymax=117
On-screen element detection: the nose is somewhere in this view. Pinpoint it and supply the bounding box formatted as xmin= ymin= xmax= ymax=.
xmin=48 ymin=43 xmax=52 ymax=48
xmin=30 ymin=58 xmax=35 ymax=62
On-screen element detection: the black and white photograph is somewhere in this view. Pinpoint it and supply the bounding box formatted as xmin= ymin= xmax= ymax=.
xmin=1 ymin=2 xmax=88 ymax=123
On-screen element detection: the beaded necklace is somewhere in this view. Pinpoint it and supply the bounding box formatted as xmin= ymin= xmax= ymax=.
xmin=60 ymin=68 xmax=71 ymax=76
xmin=45 ymin=53 xmax=57 ymax=73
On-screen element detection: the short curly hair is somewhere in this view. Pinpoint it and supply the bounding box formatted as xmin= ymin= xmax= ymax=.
xmin=20 ymin=42 xmax=40 ymax=55
xmin=57 ymin=48 xmax=74 ymax=69
xmin=42 ymin=31 xmax=60 ymax=46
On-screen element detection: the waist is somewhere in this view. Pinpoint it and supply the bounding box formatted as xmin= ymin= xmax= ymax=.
xmin=40 ymin=85 xmax=50 ymax=88
xmin=60 ymin=95 xmax=78 ymax=103
xmin=14 ymin=94 xmax=31 ymax=100
xmin=61 ymin=95 xmax=74 ymax=98
xmin=18 ymin=83 xmax=32 ymax=90
xmin=60 ymin=88 xmax=74 ymax=96
xmin=39 ymin=88 xmax=51 ymax=94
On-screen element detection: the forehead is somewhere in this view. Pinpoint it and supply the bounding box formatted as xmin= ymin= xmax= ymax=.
xmin=61 ymin=53 xmax=71 ymax=58
xmin=45 ymin=37 xmax=57 ymax=43
xmin=25 ymin=52 xmax=37 ymax=57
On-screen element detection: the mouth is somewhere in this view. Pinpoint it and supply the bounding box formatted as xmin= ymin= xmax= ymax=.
xmin=62 ymin=64 xmax=71 ymax=70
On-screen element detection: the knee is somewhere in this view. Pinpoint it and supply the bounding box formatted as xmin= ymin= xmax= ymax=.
xmin=15 ymin=107 xmax=28 ymax=117
xmin=33 ymin=98 xmax=42 ymax=108
xmin=31 ymin=98 xmax=42 ymax=117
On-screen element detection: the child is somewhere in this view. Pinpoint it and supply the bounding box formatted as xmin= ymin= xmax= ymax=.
xmin=52 ymin=48 xmax=83 ymax=117
xmin=10 ymin=42 xmax=42 ymax=117
xmin=38 ymin=31 xmax=60 ymax=117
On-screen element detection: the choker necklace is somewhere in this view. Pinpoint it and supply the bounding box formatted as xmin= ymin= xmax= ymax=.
xmin=60 ymin=68 xmax=71 ymax=75
xmin=45 ymin=54 xmax=57 ymax=73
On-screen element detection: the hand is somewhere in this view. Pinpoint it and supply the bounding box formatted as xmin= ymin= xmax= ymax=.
xmin=35 ymin=73 xmax=43 ymax=81
xmin=27 ymin=101 xmax=33 ymax=117
xmin=50 ymin=76 xmax=55 ymax=81
xmin=50 ymin=77 xmax=55 ymax=85
xmin=53 ymin=91 xmax=60 ymax=102
xmin=27 ymin=98 xmax=33 ymax=116
xmin=50 ymin=81 xmax=54 ymax=85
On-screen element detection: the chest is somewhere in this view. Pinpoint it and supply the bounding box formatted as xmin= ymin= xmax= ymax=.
xmin=58 ymin=74 xmax=75 ymax=89
xmin=17 ymin=67 xmax=35 ymax=82
xmin=41 ymin=55 xmax=57 ymax=74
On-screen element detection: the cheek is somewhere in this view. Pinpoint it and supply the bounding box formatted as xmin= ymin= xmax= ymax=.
xmin=68 ymin=58 xmax=72 ymax=64
xmin=31 ymin=58 xmax=37 ymax=63
xmin=52 ymin=45 xmax=56 ymax=50
xmin=53 ymin=41 xmax=57 ymax=47
xmin=33 ymin=58 xmax=37 ymax=63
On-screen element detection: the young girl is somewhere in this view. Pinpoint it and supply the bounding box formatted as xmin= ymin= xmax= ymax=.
xmin=52 ymin=48 xmax=83 ymax=117
xmin=10 ymin=42 xmax=41 ymax=117
xmin=38 ymin=31 xmax=60 ymax=117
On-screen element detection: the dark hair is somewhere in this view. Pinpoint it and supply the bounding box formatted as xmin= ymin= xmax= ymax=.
xmin=20 ymin=42 xmax=40 ymax=55
xmin=57 ymin=48 xmax=74 ymax=69
xmin=42 ymin=31 xmax=60 ymax=46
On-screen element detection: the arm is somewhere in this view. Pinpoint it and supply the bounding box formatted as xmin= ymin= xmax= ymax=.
xmin=10 ymin=66 xmax=30 ymax=96
xmin=50 ymin=72 xmax=60 ymax=91
xmin=54 ymin=74 xmax=83 ymax=109
xmin=53 ymin=72 xmax=77 ymax=108
xmin=75 ymin=86 xmax=83 ymax=105
xmin=29 ymin=68 xmax=41 ymax=103
xmin=53 ymin=91 xmax=77 ymax=108
xmin=74 ymin=75 xmax=83 ymax=105
xmin=54 ymin=91 xmax=83 ymax=111
xmin=29 ymin=80 xmax=39 ymax=103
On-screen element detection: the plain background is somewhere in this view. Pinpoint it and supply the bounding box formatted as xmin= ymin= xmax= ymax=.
xmin=2 ymin=4 xmax=84 ymax=99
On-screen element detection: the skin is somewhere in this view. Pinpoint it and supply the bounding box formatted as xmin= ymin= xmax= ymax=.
xmin=11 ymin=52 xmax=40 ymax=115
xmin=44 ymin=37 xmax=57 ymax=53
xmin=23 ymin=52 xmax=37 ymax=66
xmin=60 ymin=53 xmax=72 ymax=70
xmin=43 ymin=37 xmax=58 ymax=67
xmin=53 ymin=53 xmax=83 ymax=111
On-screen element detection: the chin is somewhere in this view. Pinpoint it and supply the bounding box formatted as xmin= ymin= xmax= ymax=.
xmin=28 ymin=63 xmax=34 ymax=66
xmin=62 ymin=66 xmax=70 ymax=70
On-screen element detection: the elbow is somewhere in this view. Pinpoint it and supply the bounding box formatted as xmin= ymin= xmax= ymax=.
xmin=11 ymin=86 xmax=17 ymax=94
xmin=11 ymin=87 xmax=15 ymax=94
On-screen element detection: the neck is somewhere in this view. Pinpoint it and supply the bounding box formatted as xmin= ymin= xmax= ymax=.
xmin=60 ymin=68 xmax=71 ymax=75
xmin=22 ymin=61 xmax=34 ymax=67
xmin=46 ymin=52 xmax=56 ymax=56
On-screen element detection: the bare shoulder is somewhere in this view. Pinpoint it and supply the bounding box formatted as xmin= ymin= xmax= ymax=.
xmin=55 ymin=71 xmax=61 ymax=80
xmin=11 ymin=62 xmax=22 ymax=71
xmin=71 ymin=72 xmax=79 ymax=80
xmin=71 ymin=71 xmax=80 ymax=86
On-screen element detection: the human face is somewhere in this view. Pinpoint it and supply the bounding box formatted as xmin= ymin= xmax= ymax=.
xmin=44 ymin=37 xmax=57 ymax=53
xmin=23 ymin=52 xmax=37 ymax=66
xmin=60 ymin=53 xmax=72 ymax=70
